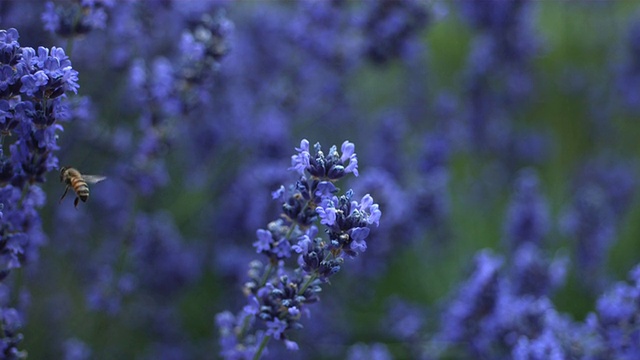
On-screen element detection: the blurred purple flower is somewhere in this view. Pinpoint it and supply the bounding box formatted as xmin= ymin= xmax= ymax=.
xmin=347 ymin=343 xmax=392 ymax=360
xmin=437 ymin=250 xmax=503 ymax=346
xmin=509 ymin=243 xmax=567 ymax=298
xmin=290 ymin=0 xmax=360 ymax=67
xmin=42 ymin=0 xmax=113 ymax=38
xmin=85 ymin=265 xmax=129 ymax=315
xmin=512 ymin=328 xmax=565 ymax=360
xmin=503 ymin=169 xmax=550 ymax=252
xmin=431 ymin=246 xmax=595 ymax=359
xmin=62 ymin=338 xmax=91 ymax=360
xmin=593 ymin=264 xmax=640 ymax=359
xmin=359 ymin=0 xmax=429 ymax=65
xmin=409 ymin=132 xmax=452 ymax=240
xmin=0 ymin=306 xmax=26 ymax=359
xmin=460 ymin=0 xmax=541 ymax=155
xmin=560 ymin=159 xmax=636 ymax=289
xmin=381 ymin=297 xmax=426 ymax=357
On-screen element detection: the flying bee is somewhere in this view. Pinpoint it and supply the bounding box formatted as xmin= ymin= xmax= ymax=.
xmin=59 ymin=167 xmax=106 ymax=208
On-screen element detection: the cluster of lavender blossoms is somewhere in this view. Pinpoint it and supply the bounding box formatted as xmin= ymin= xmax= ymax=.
xmin=425 ymin=166 xmax=639 ymax=359
xmin=0 ymin=27 xmax=78 ymax=358
xmin=216 ymin=139 xmax=381 ymax=359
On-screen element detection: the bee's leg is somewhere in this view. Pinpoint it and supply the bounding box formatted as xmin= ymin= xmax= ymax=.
xmin=74 ymin=197 xmax=80 ymax=209
xmin=59 ymin=186 xmax=70 ymax=203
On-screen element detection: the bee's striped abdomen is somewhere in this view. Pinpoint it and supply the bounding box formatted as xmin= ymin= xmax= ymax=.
xmin=71 ymin=177 xmax=89 ymax=202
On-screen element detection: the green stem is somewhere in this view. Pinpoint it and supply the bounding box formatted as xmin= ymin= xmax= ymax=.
xmin=298 ymin=273 xmax=318 ymax=295
xmin=285 ymin=223 xmax=297 ymax=240
xmin=252 ymin=335 xmax=271 ymax=360
xmin=258 ymin=262 xmax=274 ymax=288
xmin=239 ymin=313 xmax=252 ymax=338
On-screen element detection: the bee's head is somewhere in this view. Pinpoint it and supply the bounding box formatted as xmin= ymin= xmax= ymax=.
xmin=60 ymin=166 xmax=68 ymax=182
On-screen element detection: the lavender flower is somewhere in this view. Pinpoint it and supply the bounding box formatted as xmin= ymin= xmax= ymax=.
xmin=216 ymin=140 xmax=381 ymax=358
xmin=0 ymin=27 xmax=77 ymax=357
xmin=485 ymin=295 xmax=561 ymax=358
xmin=289 ymin=0 xmax=360 ymax=68
xmin=383 ymin=298 xmax=426 ymax=342
xmin=62 ymin=338 xmax=92 ymax=360
xmin=560 ymin=159 xmax=636 ymax=289
xmin=459 ymin=0 xmax=540 ymax=156
xmin=313 ymin=191 xmax=380 ymax=257
xmin=0 ymin=29 xmax=21 ymax=66
xmin=408 ymin=132 xmax=452 ymax=241
xmin=42 ymin=0 xmax=113 ymax=38
xmin=436 ymin=250 xmax=503 ymax=347
xmin=359 ymin=0 xmax=429 ymax=65
xmin=379 ymin=297 xmax=426 ymax=358
xmin=290 ymin=140 xmax=359 ymax=180
xmin=592 ymin=264 xmax=640 ymax=360
xmin=295 ymin=226 xmax=343 ymax=281
xmin=0 ymin=30 xmax=78 ymax=186
xmin=180 ymin=10 xmax=233 ymax=83
xmin=511 ymin=328 xmax=565 ymax=360
xmin=503 ymin=169 xmax=550 ymax=252
xmin=509 ymin=243 xmax=567 ymax=298
xmin=0 ymin=306 xmax=26 ymax=360
xmin=114 ymin=8 xmax=231 ymax=197
xmin=432 ymin=246 xmax=570 ymax=359
xmin=253 ymin=223 xmax=292 ymax=261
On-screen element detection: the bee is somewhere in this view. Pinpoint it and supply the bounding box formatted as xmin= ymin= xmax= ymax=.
xmin=59 ymin=167 xmax=106 ymax=208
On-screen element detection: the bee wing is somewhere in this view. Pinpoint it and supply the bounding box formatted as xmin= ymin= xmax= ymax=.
xmin=83 ymin=175 xmax=107 ymax=184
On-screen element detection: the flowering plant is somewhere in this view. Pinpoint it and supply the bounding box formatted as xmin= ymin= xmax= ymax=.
xmin=217 ymin=139 xmax=380 ymax=359
xmin=0 ymin=27 xmax=78 ymax=359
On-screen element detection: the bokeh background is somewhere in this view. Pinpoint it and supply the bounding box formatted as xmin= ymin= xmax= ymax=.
xmin=1 ymin=0 xmax=640 ymax=359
